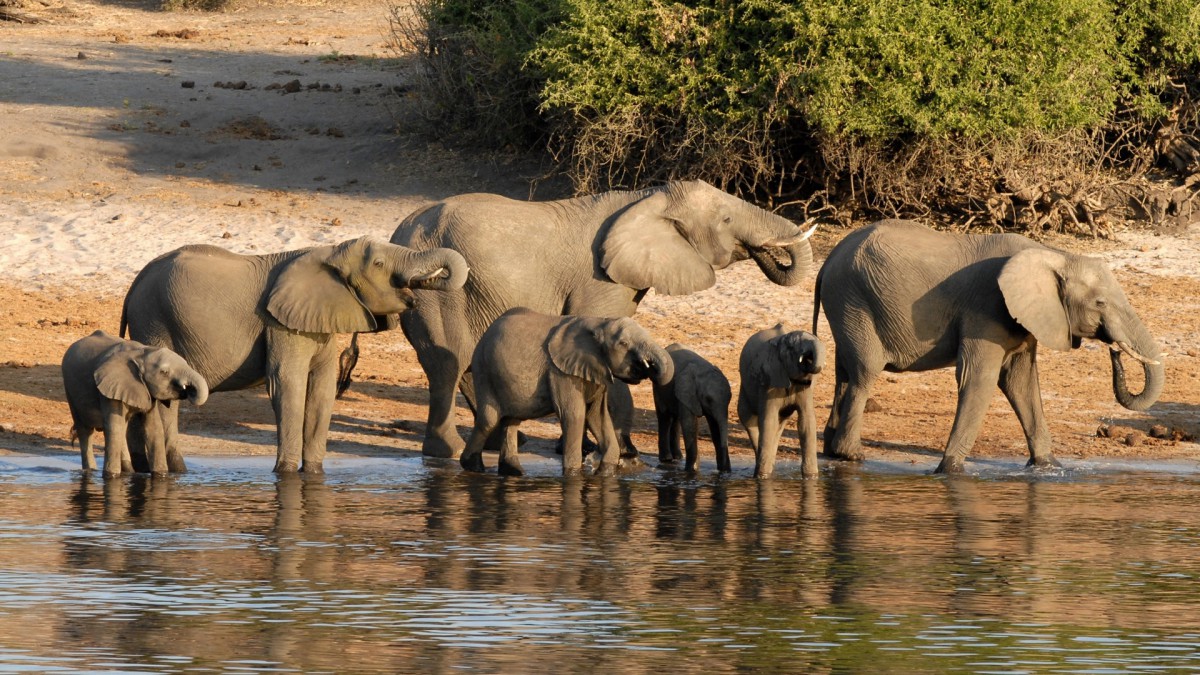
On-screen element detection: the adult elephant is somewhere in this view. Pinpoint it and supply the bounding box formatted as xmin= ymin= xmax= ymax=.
xmin=121 ymin=237 xmax=468 ymax=473
xmin=374 ymin=180 xmax=816 ymax=459
xmin=814 ymin=219 xmax=1164 ymax=473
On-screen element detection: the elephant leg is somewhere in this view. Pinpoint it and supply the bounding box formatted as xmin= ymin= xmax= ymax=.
xmin=825 ymin=353 xmax=879 ymax=462
xmin=160 ymin=400 xmax=185 ymax=473
xmin=705 ymin=410 xmax=731 ymax=473
xmin=999 ymin=346 xmax=1059 ymax=469
xmin=797 ymin=391 xmax=819 ymax=477
xmin=300 ymin=341 xmax=340 ymax=474
xmin=655 ymin=408 xmax=676 ymax=464
xmin=554 ymin=389 xmax=589 ymax=478
xmin=139 ymin=407 xmax=169 ymax=475
xmin=77 ymin=427 xmax=96 ymax=472
xmin=266 ymin=346 xmax=310 ymax=473
xmin=101 ymin=407 xmax=129 ymax=479
xmin=680 ymin=414 xmax=700 ymax=473
xmin=606 ymin=380 xmax=638 ymax=459
xmin=497 ymin=421 xmax=525 ymax=477
xmin=403 ymin=308 xmax=470 ymax=459
xmin=738 ymin=393 xmax=760 ymax=453
xmin=587 ymin=395 xmax=621 ymax=477
xmin=823 ymin=375 xmax=847 ymax=457
xmin=937 ymin=341 xmax=1005 ymax=474
xmin=460 ymin=403 xmax=500 ymax=474
xmin=755 ymin=402 xmax=782 ymax=479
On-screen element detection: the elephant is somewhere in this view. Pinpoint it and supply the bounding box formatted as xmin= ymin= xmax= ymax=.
xmin=120 ymin=236 xmax=468 ymax=474
xmin=62 ymin=330 xmax=209 ymax=478
xmin=356 ymin=179 xmax=815 ymax=459
xmin=814 ymin=219 xmax=1164 ymax=473
xmin=652 ymin=344 xmax=732 ymax=474
xmin=737 ymin=325 xmax=825 ymax=479
xmin=459 ymin=308 xmax=674 ymax=477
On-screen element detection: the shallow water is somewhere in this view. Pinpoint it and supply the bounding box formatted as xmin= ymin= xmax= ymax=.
xmin=1 ymin=452 xmax=1200 ymax=672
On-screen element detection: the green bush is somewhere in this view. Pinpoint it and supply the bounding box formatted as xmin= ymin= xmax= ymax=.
xmin=412 ymin=0 xmax=1200 ymax=228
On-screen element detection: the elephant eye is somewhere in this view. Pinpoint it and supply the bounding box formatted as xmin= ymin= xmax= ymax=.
xmin=1095 ymin=297 xmax=1107 ymax=308
xmin=373 ymin=259 xmax=384 ymax=268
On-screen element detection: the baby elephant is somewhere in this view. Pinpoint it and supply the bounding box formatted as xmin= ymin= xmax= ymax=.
xmin=62 ymin=331 xmax=209 ymax=478
xmin=737 ymin=324 xmax=825 ymax=478
xmin=652 ymin=344 xmax=732 ymax=473
xmin=460 ymin=308 xmax=674 ymax=477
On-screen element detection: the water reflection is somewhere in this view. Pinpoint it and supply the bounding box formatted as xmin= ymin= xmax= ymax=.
xmin=0 ymin=458 xmax=1196 ymax=671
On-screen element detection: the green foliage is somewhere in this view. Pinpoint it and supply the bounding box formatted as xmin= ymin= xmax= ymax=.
xmin=412 ymin=0 xmax=1200 ymax=226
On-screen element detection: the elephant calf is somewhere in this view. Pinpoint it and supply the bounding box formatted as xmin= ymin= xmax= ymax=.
xmin=652 ymin=344 xmax=732 ymax=474
xmin=62 ymin=330 xmax=209 ymax=478
xmin=460 ymin=308 xmax=673 ymax=477
xmin=737 ymin=325 xmax=825 ymax=479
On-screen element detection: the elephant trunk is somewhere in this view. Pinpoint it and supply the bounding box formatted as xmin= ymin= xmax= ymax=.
xmin=643 ymin=344 xmax=675 ymax=386
xmin=740 ymin=210 xmax=816 ymax=286
xmin=180 ymin=371 xmax=209 ymax=407
xmin=404 ymin=247 xmax=469 ymax=291
xmin=1108 ymin=310 xmax=1163 ymax=411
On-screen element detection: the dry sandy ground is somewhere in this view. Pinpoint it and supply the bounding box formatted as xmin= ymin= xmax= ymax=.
xmin=1 ymin=0 xmax=1198 ymax=473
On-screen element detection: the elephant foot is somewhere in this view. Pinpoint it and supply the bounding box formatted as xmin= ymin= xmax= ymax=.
xmin=1026 ymin=454 xmax=1063 ymax=470
xmin=273 ymin=459 xmax=301 ymax=473
xmin=102 ymin=469 xmax=122 ymax=480
xmin=498 ymin=459 xmax=525 ymax=477
xmin=593 ymin=462 xmax=619 ymax=477
xmin=300 ymin=462 xmax=326 ymax=475
xmin=754 ymin=469 xmax=774 ymax=480
xmin=460 ymin=452 xmax=487 ymax=473
xmin=422 ymin=434 xmax=464 ymax=460
xmin=823 ymin=446 xmax=866 ymax=462
xmin=167 ymin=452 xmax=187 ymax=473
xmin=619 ymin=435 xmax=639 ymax=459
xmin=934 ymin=456 xmax=966 ymax=474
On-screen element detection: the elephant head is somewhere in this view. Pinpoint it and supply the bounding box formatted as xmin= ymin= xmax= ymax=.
xmin=761 ymin=329 xmax=825 ymax=390
xmin=999 ymin=248 xmax=1163 ymax=411
xmin=267 ymin=237 xmax=469 ymax=334
xmin=95 ymin=343 xmax=209 ymax=412
xmin=601 ymin=180 xmax=816 ymax=295
xmin=548 ymin=316 xmax=674 ymax=386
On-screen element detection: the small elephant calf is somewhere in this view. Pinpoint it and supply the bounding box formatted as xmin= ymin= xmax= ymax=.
xmin=652 ymin=344 xmax=732 ymax=473
xmin=460 ymin=308 xmax=673 ymax=477
xmin=737 ymin=324 xmax=825 ymax=478
xmin=62 ymin=331 xmax=209 ymax=478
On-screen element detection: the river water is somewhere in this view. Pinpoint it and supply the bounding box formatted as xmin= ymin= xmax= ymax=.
xmin=1 ymin=452 xmax=1199 ymax=673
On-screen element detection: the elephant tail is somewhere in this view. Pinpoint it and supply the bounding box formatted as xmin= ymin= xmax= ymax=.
xmin=811 ymin=265 xmax=824 ymax=336
xmin=119 ymin=303 xmax=128 ymax=339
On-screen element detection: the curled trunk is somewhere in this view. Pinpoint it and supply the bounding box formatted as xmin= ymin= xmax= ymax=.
xmin=645 ymin=344 xmax=675 ymax=386
xmin=1108 ymin=311 xmax=1163 ymax=411
xmin=405 ymin=247 xmax=470 ymax=291
xmin=747 ymin=239 xmax=814 ymax=287
xmin=182 ymin=371 xmax=209 ymax=406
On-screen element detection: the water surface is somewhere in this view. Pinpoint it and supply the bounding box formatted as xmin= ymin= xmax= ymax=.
xmin=1 ymin=452 xmax=1199 ymax=672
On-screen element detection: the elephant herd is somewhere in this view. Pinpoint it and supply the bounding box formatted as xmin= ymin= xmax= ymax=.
xmin=59 ymin=180 xmax=1165 ymax=480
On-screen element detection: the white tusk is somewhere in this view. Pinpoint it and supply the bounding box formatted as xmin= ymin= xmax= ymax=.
xmin=1112 ymin=341 xmax=1161 ymax=366
xmin=764 ymin=223 xmax=819 ymax=248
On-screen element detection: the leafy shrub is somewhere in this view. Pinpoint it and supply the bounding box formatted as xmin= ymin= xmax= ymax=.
xmin=409 ymin=0 xmax=1200 ymax=231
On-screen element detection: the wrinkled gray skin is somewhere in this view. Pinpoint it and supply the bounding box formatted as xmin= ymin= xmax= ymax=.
xmin=652 ymin=344 xmax=732 ymax=474
xmin=383 ymin=180 xmax=815 ymax=459
xmin=62 ymin=330 xmax=209 ymax=478
xmin=121 ymin=237 xmax=468 ymax=474
xmin=814 ymin=220 xmax=1164 ymax=473
xmin=460 ymin=309 xmax=674 ymax=477
xmin=737 ymin=325 xmax=825 ymax=479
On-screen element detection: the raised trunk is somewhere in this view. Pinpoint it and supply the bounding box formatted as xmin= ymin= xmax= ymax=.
xmin=746 ymin=238 xmax=814 ymax=287
xmin=1108 ymin=312 xmax=1163 ymax=411
xmin=404 ymin=247 xmax=470 ymax=291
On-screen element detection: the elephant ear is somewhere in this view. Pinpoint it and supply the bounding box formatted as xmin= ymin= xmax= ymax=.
xmin=601 ymin=191 xmax=716 ymax=295
xmin=762 ymin=337 xmax=794 ymax=390
xmin=267 ymin=245 xmax=378 ymax=334
xmin=998 ymin=248 xmax=1072 ymax=352
xmin=94 ymin=346 xmax=153 ymax=412
xmin=547 ymin=318 xmax=612 ymax=384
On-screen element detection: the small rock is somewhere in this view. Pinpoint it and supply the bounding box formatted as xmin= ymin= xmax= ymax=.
xmin=326 ymin=127 xmax=343 ymax=138
xmin=181 ymin=80 xmax=195 ymax=88
xmin=863 ymin=397 xmax=883 ymax=414
xmin=1096 ymin=424 xmax=1112 ymax=438
xmin=76 ymin=51 xmax=87 ymax=60
xmin=1124 ymin=430 xmax=1146 ymax=447
xmin=0 ymin=423 xmax=15 ymax=434
xmin=281 ymin=79 xmax=302 ymax=94
xmin=1186 ymin=348 xmax=1199 ymax=358
xmin=1149 ymin=424 xmax=1170 ymax=439
xmin=330 ymin=217 xmax=342 ymax=227
xmin=221 ymin=231 xmax=232 ymax=239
